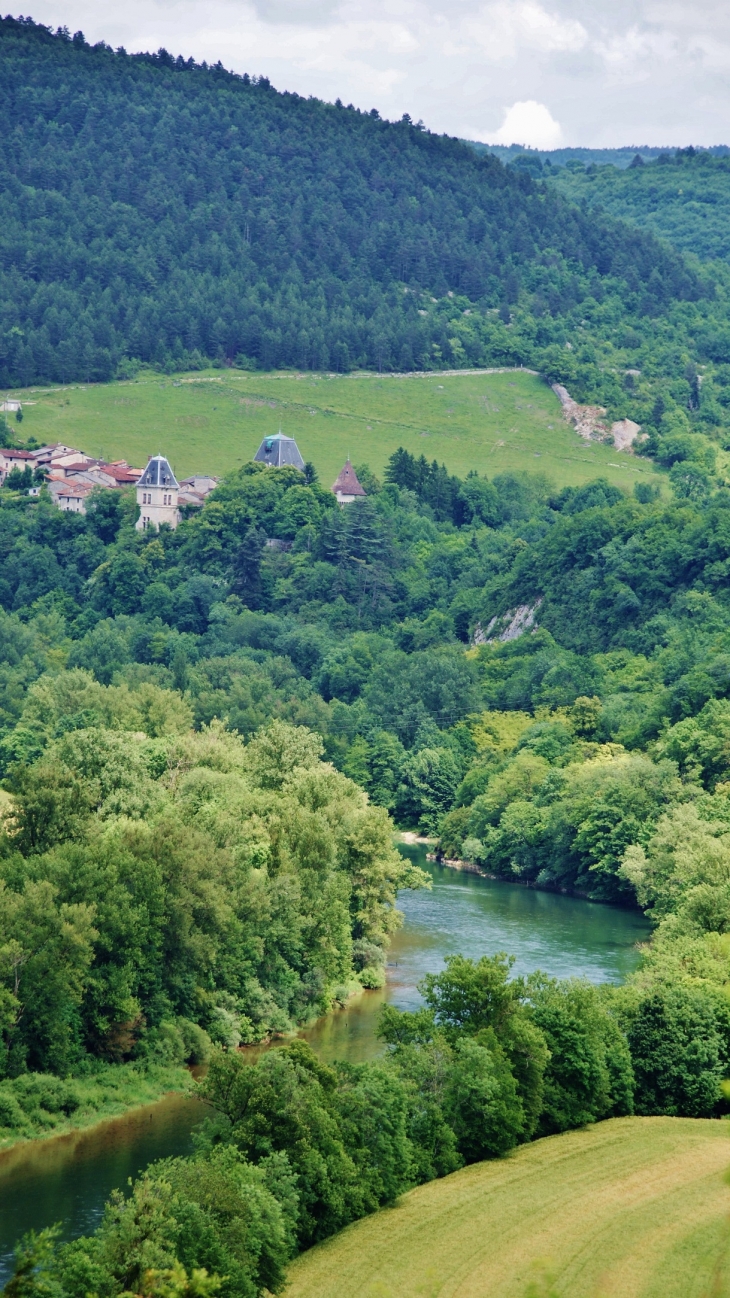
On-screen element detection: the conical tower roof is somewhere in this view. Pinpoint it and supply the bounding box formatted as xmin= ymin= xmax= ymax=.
xmin=332 ymin=460 xmax=366 ymax=496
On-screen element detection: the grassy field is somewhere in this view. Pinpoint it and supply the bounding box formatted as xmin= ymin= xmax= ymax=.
xmin=4 ymin=368 xmax=662 ymax=493
xmin=286 ymin=1117 xmax=730 ymax=1298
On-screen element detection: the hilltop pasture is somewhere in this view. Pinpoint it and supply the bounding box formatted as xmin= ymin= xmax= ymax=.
xmin=287 ymin=1118 xmax=730 ymax=1298
xmin=5 ymin=368 xmax=661 ymax=491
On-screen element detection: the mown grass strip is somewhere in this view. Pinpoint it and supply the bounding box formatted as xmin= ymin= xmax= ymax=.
xmin=287 ymin=1117 xmax=730 ymax=1298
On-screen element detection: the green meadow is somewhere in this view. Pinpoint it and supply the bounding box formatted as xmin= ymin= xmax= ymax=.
xmin=6 ymin=368 xmax=661 ymax=492
xmin=287 ymin=1117 xmax=730 ymax=1298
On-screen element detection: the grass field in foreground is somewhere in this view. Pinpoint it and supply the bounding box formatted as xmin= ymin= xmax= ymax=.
xmin=287 ymin=1117 xmax=730 ymax=1298
xmin=5 ymin=369 xmax=662 ymax=493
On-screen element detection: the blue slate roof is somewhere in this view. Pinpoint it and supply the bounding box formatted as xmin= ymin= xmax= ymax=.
xmin=253 ymin=432 xmax=305 ymax=471
xmin=138 ymin=455 xmax=179 ymax=489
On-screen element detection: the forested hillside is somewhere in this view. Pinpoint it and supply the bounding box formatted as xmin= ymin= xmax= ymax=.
xmin=9 ymin=13 xmax=730 ymax=1292
xmin=5 ymin=449 xmax=730 ymax=1289
xmin=549 ymin=148 xmax=730 ymax=265
xmin=4 ymin=451 xmax=730 ymax=921
xmin=5 ymin=13 xmax=730 ymax=472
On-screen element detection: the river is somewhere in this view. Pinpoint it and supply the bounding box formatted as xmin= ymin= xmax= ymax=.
xmin=0 ymin=847 xmax=650 ymax=1280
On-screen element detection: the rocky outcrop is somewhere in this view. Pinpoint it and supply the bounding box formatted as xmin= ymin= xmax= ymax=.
xmin=610 ymin=418 xmax=645 ymax=451
xmin=551 ymin=383 xmax=609 ymax=441
xmin=551 ymin=384 xmax=644 ymax=453
xmin=473 ymin=600 xmax=542 ymax=645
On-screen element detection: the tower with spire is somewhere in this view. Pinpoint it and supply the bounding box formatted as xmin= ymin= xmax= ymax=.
xmin=332 ymin=460 xmax=366 ymax=505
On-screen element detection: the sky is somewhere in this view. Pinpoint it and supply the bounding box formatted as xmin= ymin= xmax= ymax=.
xmin=17 ymin=0 xmax=730 ymax=149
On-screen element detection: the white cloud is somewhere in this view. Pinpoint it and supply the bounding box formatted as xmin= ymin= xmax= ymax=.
xmin=486 ymin=99 xmax=563 ymax=148
xmin=450 ymin=3 xmax=587 ymax=60
xmin=18 ymin=0 xmax=730 ymax=145
xmin=594 ymin=25 xmax=678 ymax=76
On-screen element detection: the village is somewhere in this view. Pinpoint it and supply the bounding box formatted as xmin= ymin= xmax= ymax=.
xmin=0 ymin=426 xmax=366 ymax=528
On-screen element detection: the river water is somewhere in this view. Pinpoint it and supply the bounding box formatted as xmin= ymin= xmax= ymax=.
xmin=0 ymin=848 xmax=649 ymax=1279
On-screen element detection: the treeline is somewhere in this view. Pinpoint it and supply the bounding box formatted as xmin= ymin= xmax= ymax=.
xmin=5 ymin=449 xmax=730 ymax=1042
xmin=549 ymin=147 xmax=730 ymax=266
xmin=9 ymin=449 xmax=730 ymax=900
xmin=0 ymin=719 xmax=423 ymax=1080
xmin=6 ymin=18 xmax=730 ymax=473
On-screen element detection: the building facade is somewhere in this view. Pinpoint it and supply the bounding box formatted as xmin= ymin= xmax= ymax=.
xmin=136 ymin=455 xmax=180 ymax=530
xmin=55 ymin=482 xmax=94 ymax=514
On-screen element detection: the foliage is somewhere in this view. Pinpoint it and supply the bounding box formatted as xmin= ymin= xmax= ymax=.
xmin=549 ymin=147 xmax=730 ymax=264
xmin=0 ymin=719 xmax=424 ymax=1075
xmin=6 ymin=15 xmax=730 ymax=480
xmin=5 ymin=399 xmax=730 ymax=1286
xmin=38 ymin=1144 xmax=294 ymax=1298
xmin=0 ymin=1060 xmax=193 ymax=1147
xmin=623 ymin=985 xmax=726 ymax=1118
xmin=525 ymin=976 xmax=634 ymax=1133
xmin=7 ymin=68 xmax=730 ymax=1289
xmin=199 ymin=1040 xmax=411 ymax=1248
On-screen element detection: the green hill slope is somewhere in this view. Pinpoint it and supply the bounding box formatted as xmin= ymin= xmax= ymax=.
xmin=548 ymin=150 xmax=730 ymax=265
xmin=10 ymin=367 xmax=660 ymax=490
xmin=0 ymin=18 xmax=707 ymax=405
xmin=8 ymin=21 xmax=730 ymax=490
xmin=287 ymin=1117 xmax=730 ymax=1298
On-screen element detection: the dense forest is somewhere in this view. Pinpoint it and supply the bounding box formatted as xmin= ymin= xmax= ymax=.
xmin=6 ymin=14 xmax=730 ymax=477
xmin=548 ymin=147 xmax=730 ymax=265
xmin=4 ymin=447 xmax=730 ymax=1289
xmin=2 ymin=453 xmax=730 ymax=1039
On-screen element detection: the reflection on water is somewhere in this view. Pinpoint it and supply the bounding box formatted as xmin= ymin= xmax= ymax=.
xmin=393 ymin=849 xmax=649 ymax=995
xmin=300 ymin=847 xmax=649 ymax=1062
xmin=0 ymin=844 xmax=650 ymax=1277
xmin=0 ymin=1094 xmax=206 ymax=1280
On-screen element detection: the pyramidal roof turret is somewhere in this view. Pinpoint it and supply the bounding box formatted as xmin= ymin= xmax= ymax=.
xmin=138 ymin=455 xmax=178 ymax=488
xmin=253 ymin=431 xmax=305 ymax=471
xmin=332 ymin=460 xmax=366 ymax=500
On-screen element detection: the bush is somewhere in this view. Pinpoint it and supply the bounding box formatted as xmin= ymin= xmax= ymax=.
xmin=627 ymin=986 xmax=724 ymax=1117
xmin=0 ymin=1089 xmax=28 ymax=1129
xmin=178 ymin=1019 xmax=212 ymax=1065
xmin=9 ymin=1074 xmax=82 ymax=1117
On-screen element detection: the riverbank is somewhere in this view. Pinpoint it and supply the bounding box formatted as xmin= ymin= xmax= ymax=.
xmin=400 ymin=833 xmax=619 ymax=900
xmin=432 ymin=850 xmax=643 ymax=906
xmin=0 ymin=1061 xmax=193 ymax=1156
xmin=0 ymin=853 xmax=649 ymax=1278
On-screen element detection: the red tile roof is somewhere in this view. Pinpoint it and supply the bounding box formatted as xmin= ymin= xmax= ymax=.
xmin=332 ymin=460 xmax=366 ymax=496
xmin=99 ymin=463 xmax=142 ymax=483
